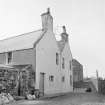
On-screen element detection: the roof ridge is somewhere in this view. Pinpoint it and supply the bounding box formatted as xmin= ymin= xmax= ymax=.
xmin=0 ymin=29 xmax=42 ymax=42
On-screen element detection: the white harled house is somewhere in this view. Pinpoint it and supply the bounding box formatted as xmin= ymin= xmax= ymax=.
xmin=0 ymin=8 xmax=73 ymax=96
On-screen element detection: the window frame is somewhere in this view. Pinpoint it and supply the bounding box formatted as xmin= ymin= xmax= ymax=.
xmin=69 ymin=60 xmax=72 ymax=70
xmin=62 ymin=76 xmax=65 ymax=82
xmin=7 ymin=52 xmax=12 ymax=64
xmin=70 ymin=75 xmax=72 ymax=86
xmin=62 ymin=57 xmax=65 ymax=69
xmin=49 ymin=75 xmax=54 ymax=82
xmin=56 ymin=53 xmax=59 ymax=65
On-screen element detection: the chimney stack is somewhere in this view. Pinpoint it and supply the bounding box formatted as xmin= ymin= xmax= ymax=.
xmin=41 ymin=8 xmax=53 ymax=31
xmin=61 ymin=26 xmax=68 ymax=42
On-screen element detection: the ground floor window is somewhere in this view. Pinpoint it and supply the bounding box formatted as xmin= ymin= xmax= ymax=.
xmin=62 ymin=76 xmax=65 ymax=82
xmin=49 ymin=75 xmax=54 ymax=82
xmin=70 ymin=75 xmax=72 ymax=86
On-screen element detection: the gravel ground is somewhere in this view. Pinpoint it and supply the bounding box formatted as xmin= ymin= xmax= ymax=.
xmin=7 ymin=93 xmax=105 ymax=105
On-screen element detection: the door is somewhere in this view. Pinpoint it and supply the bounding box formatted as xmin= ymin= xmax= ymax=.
xmin=39 ymin=73 xmax=45 ymax=95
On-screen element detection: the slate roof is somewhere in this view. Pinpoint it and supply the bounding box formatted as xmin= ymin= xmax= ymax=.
xmin=72 ymin=59 xmax=82 ymax=66
xmin=72 ymin=59 xmax=83 ymax=70
xmin=0 ymin=30 xmax=43 ymax=53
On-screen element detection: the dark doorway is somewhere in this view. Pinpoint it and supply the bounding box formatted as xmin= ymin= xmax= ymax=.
xmin=39 ymin=73 xmax=45 ymax=96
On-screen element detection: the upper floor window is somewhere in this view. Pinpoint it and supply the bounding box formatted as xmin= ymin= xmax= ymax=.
xmin=69 ymin=61 xmax=72 ymax=70
xmin=49 ymin=75 xmax=54 ymax=82
xmin=7 ymin=52 xmax=12 ymax=64
xmin=62 ymin=57 xmax=65 ymax=69
xmin=56 ymin=53 xmax=59 ymax=65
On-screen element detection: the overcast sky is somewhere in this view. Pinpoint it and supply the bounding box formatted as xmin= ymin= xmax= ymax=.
xmin=0 ymin=0 xmax=105 ymax=78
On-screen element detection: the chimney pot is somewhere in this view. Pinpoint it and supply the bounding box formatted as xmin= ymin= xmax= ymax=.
xmin=61 ymin=25 xmax=68 ymax=42
xmin=41 ymin=8 xmax=53 ymax=31
xmin=47 ymin=8 xmax=50 ymax=14
xmin=62 ymin=26 xmax=66 ymax=33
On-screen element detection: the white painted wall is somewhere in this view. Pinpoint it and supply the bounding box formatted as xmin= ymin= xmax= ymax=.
xmin=36 ymin=30 xmax=73 ymax=95
xmin=36 ymin=30 xmax=62 ymax=94
xmin=61 ymin=42 xmax=73 ymax=92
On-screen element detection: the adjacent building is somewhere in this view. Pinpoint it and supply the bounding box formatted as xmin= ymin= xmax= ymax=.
xmin=0 ymin=8 xmax=73 ymax=96
xmin=72 ymin=59 xmax=83 ymax=82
